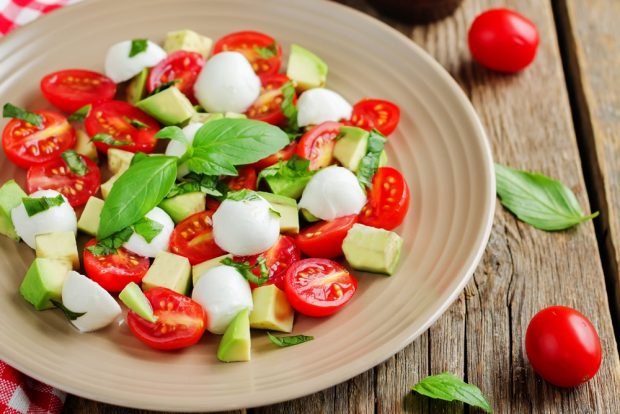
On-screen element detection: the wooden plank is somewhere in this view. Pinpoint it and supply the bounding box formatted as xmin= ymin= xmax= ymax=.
xmin=62 ymin=397 xmax=245 ymax=414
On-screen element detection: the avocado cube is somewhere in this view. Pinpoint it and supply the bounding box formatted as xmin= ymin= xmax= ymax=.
xmin=119 ymin=282 xmax=156 ymax=323
xmin=333 ymin=126 xmax=369 ymax=172
xmin=342 ymin=224 xmax=404 ymax=275
xmin=0 ymin=180 xmax=27 ymax=240
xmin=35 ymin=232 xmax=79 ymax=270
xmin=264 ymin=174 xmax=312 ymax=200
xmin=257 ymin=192 xmax=299 ymax=234
xmin=379 ymin=150 xmax=388 ymax=167
xmin=142 ymin=251 xmax=191 ymax=295
xmin=164 ymin=29 xmax=213 ymax=58
xmin=100 ymin=173 xmax=121 ymax=199
xmin=20 ymin=258 xmax=71 ymax=310
xmin=249 ymin=285 xmax=294 ymax=333
xmin=75 ymin=129 xmax=98 ymax=162
xmin=190 ymin=112 xmax=224 ymax=124
xmin=159 ymin=192 xmax=205 ymax=223
xmin=192 ymin=254 xmax=232 ymax=286
xmin=286 ymin=44 xmax=328 ymax=91
xmin=77 ymin=196 xmax=104 ymax=236
xmin=107 ymin=148 xmax=135 ymax=175
xmin=300 ymin=208 xmax=320 ymax=223
xmin=126 ymin=68 xmax=148 ymax=104
xmin=217 ymin=308 xmax=251 ymax=362
xmin=136 ymin=86 xmax=195 ymax=126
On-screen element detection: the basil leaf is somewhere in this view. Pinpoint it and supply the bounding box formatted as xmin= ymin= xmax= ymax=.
xmin=129 ymin=39 xmax=148 ymax=57
xmin=149 ymin=79 xmax=180 ymax=96
xmin=67 ymin=104 xmax=91 ymax=122
xmin=227 ymin=189 xmax=261 ymax=202
xmin=280 ymin=81 xmax=299 ymax=133
xmin=22 ymin=195 xmax=64 ymax=217
xmin=98 ymin=156 xmax=177 ymax=239
xmin=221 ymin=257 xmax=269 ymax=286
xmin=411 ymin=373 xmax=492 ymax=413
xmin=357 ymin=129 xmax=386 ymax=188
xmin=257 ymin=156 xmax=314 ymax=184
xmin=132 ymin=217 xmax=163 ymax=243
xmin=51 ymin=299 xmax=86 ymax=321
xmin=61 ymin=150 xmax=88 ymax=176
xmin=254 ymin=42 xmax=278 ymax=59
xmin=155 ymin=126 xmax=190 ymax=146
xmin=124 ymin=117 xmax=148 ymax=129
xmin=166 ymin=173 xmax=222 ymax=199
xmin=130 ymin=152 xmax=149 ymax=166
xmin=92 ymin=133 xmax=132 ymax=147
xmin=495 ymin=164 xmax=598 ymax=231
xmin=267 ymin=332 xmax=314 ymax=347
xmin=87 ymin=227 xmax=134 ymax=256
xmin=3 ymin=103 xmax=43 ymax=127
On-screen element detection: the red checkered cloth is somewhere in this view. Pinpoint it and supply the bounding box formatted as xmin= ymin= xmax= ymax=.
xmin=0 ymin=363 xmax=65 ymax=414
xmin=0 ymin=0 xmax=79 ymax=36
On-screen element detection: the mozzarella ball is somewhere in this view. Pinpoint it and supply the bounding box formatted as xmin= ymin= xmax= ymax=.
xmin=11 ymin=190 xmax=77 ymax=249
xmin=212 ymin=195 xmax=279 ymax=256
xmin=105 ymin=40 xmax=167 ymax=83
xmin=165 ymin=122 xmax=203 ymax=178
xmin=62 ymin=271 xmax=122 ymax=333
xmin=193 ymin=52 xmax=260 ymax=113
xmin=298 ymin=166 xmax=367 ymax=221
xmin=192 ymin=265 xmax=253 ymax=334
xmin=296 ymin=88 xmax=353 ymax=127
xmin=123 ymin=207 xmax=174 ymax=258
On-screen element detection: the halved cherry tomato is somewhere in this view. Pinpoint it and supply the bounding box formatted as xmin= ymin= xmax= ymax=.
xmin=349 ymin=99 xmax=400 ymax=136
xmin=284 ymin=258 xmax=357 ymax=317
xmin=225 ymin=166 xmax=257 ymax=191
xmin=2 ymin=110 xmax=76 ymax=169
xmin=26 ymin=154 xmax=101 ymax=208
xmin=251 ymin=142 xmax=297 ymax=171
xmin=296 ymin=215 xmax=357 ymax=259
xmin=147 ymin=51 xmax=204 ymax=103
xmin=169 ymin=210 xmax=226 ymax=265
xmin=296 ymin=121 xmax=341 ymax=170
xmin=359 ymin=167 xmax=410 ymax=230
xmin=83 ymin=239 xmax=150 ymax=293
xmin=235 ymin=235 xmax=301 ymax=290
xmin=213 ymin=30 xmax=282 ymax=76
xmin=40 ymin=69 xmax=117 ymax=113
xmin=126 ymin=287 xmax=207 ymax=350
xmin=246 ymin=74 xmax=291 ymax=126
xmin=85 ymin=101 xmax=159 ymax=154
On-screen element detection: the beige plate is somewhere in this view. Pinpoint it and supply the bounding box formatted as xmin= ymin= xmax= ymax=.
xmin=0 ymin=0 xmax=495 ymax=411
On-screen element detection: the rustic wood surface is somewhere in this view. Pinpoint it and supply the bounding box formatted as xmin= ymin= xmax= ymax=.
xmin=64 ymin=0 xmax=620 ymax=412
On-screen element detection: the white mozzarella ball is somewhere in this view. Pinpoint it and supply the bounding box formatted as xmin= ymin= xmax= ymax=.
xmin=298 ymin=166 xmax=367 ymax=221
xmin=122 ymin=207 xmax=174 ymax=258
xmin=191 ymin=265 xmax=253 ymax=334
xmin=105 ymin=40 xmax=167 ymax=83
xmin=212 ymin=195 xmax=280 ymax=256
xmin=296 ymin=88 xmax=353 ymax=127
xmin=165 ymin=122 xmax=203 ymax=178
xmin=193 ymin=52 xmax=260 ymax=113
xmin=62 ymin=271 xmax=122 ymax=333
xmin=11 ymin=190 xmax=77 ymax=249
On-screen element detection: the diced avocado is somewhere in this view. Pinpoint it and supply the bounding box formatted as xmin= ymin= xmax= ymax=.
xmin=142 ymin=251 xmax=191 ymax=295
xmin=159 ymin=192 xmax=205 ymax=223
xmin=263 ymin=174 xmax=311 ymax=200
xmin=190 ymin=112 xmax=224 ymax=124
xmin=300 ymin=208 xmax=320 ymax=223
xmin=334 ymin=126 xmax=369 ymax=172
xmin=164 ymin=29 xmax=213 ymax=58
xmin=107 ymin=148 xmax=134 ymax=175
xmin=35 ymin=232 xmax=79 ymax=270
xmin=20 ymin=258 xmax=71 ymax=310
xmin=379 ymin=150 xmax=388 ymax=167
xmin=136 ymin=86 xmax=195 ymax=126
xmin=0 ymin=180 xmax=27 ymax=240
xmin=342 ymin=224 xmax=404 ymax=275
xmin=192 ymin=254 xmax=232 ymax=285
xmin=257 ymin=191 xmax=299 ymax=234
xmin=224 ymin=112 xmax=247 ymax=119
xmin=75 ymin=129 xmax=98 ymax=162
xmin=286 ymin=44 xmax=328 ymax=91
xmin=249 ymin=285 xmax=294 ymax=333
xmin=217 ymin=308 xmax=251 ymax=362
xmin=77 ymin=196 xmax=104 ymax=236
xmin=119 ymin=282 xmax=156 ymax=323
xmin=126 ymin=68 xmax=149 ymax=104
xmin=100 ymin=173 xmax=121 ymax=199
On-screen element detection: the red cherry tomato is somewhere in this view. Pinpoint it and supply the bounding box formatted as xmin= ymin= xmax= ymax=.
xmin=246 ymin=74 xmax=292 ymax=126
xmin=468 ymin=8 xmax=539 ymax=73
xmin=82 ymin=239 xmax=150 ymax=293
xmin=169 ymin=210 xmax=226 ymax=265
xmin=296 ymin=215 xmax=357 ymax=259
xmin=359 ymin=167 xmax=410 ymax=230
xmin=296 ymin=121 xmax=341 ymax=170
xmin=251 ymin=142 xmax=297 ymax=171
xmin=26 ymin=154 xmax=101 ymax=208
xmin=40 ymin=69 xmax=117 ymax=113
xmin=147 ymin=51 xmax=204 ymax=103
xmin=213 ymin=30 xmax=282 ymax=76
xmin=284 ymin=258 xmax=357 ymax=317
xmin=2 ymin=110 xmax=76 ymax=169
xmin=349 ymin=99 xmax=400 ymax=136
xmin=85 ymin=101 xmax=159 ymax=154
xmin=126 ymin=287 xmax=207 ymax=351
xmin=525 ymin=306 xmax=602 ymax=387
xmin=225 ymin=166 xmax=257 ymax=191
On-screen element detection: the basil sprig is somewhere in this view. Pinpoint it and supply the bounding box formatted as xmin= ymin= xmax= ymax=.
xmin=22 ymin=195 xmax=64 ymax=217
xmin=495 ymin=164 xmax=598 ymax=231
xmin=129 ymin=39 xmax=148 ymax=57
xmin=61 ymin=150 xmax=88 ymax=176
xmin=92 ymin=133 xmax=131 ymax=147
xmin=68 ymin=104 xmax=91 ymax=122
xmin=221 ymin=257 xmax=269 ymax=286
xmin=51 ymin=300 xmax=86 ymax=321
xmin=411 ymin=373 xmax=492 ymax=413
xmin=357 ymin=129 xmax=386 ymax=188
xmin=267 ymin=332 xmax=314 ymax=348
xmin=3 ymin=103 xmax=43 ymax=127
xmin=156 ymin=125 xmax=190 ymax=147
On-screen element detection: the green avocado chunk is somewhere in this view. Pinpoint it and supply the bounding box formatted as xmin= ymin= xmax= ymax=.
xmin=126 ymin=68 xmax=148 ymax=105
xmin=286 ymin=44 xmax=328 ymax=91
xmin=0 ymin=180 xmax=27 ymax=240
xmin=342 ymin=223 xmax=404 ymax=275
xmin=217 ymin=308 xmax=251 ymax=362
xmin=20 ymin=258 xmax=71 ymax=310
xmin=263 ymin=174 xmax=311 ymax=200
xmin=257 ymin=191 xmax=299 ymax=234
xmin=35 ymin=231 xmax=79 ymax=270
xmin=142 ymin=251 xmax=192 ymax=295
xmin=333 ymin=126 xmax=369 ymax=172
xmin=249 ymin=285 xmax=294 ymax=333
xmin=300 ymin=208 xmax=320 ymax=223
xmin=77 ymin=196 xmax=104 ymax=236
xmin=159 ymin=192 xmax=206 ymax=223
xmin=119 ymin=282 xmax=156 ymax=323
xmin=190 ymin=112 xmax=224 ymax=124
xmin=164 ymin=29 xmax=213 ymax=58
xmin=136 ymin=86 xmax=195 ymax=125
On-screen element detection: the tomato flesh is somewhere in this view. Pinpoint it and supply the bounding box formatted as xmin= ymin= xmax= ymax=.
xmin=246 ymin=74 xmax=291 ymax=126
xmin=225 ymin=166 xmax=257 ymax=191
xmin=296 ymin=121 xmax=341 ymax=170
xmin=359 ymin=167 xmax=410 ymax=230
xmin=213 ymin=30 xmax=282 ymax=76
xmin=169 ymin=210 xmax=226 ymax=265
xmin=284 ymin=258 xmax=357 ymax=317
xmin=296 ymin=215 xmax=357 ymax=258
xmin=147 ymin=51 xmax=204 ymax=103
xmin=251 ymin=142 xmax=297 ymax=171
xmin=349 ymin=99 xmax=400 ymax=136
xmin=127 ymin=287 xmax=207 ymax=350
xmin=41 ymin=69 xmax=117 ymax=113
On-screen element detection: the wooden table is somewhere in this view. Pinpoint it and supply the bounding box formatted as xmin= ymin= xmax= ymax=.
xmin=64 ymin=0 xmax=620 ymax=412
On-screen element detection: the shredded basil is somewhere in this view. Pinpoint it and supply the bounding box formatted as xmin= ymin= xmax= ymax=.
xmin=132 ymin=217 xmax=163 ymax=243
xmin=22 ymin=195 xmax=64 ymax=217
xmin=3 ymin=103 xmax=43 ymax=127
xmin=149 ymin=79 xmax=180 ymax=96
xmin=87 ymin=227 xmax=134 ymax=256
xmin=166 ymin=173 xmax=222 ymax=199
xmin=357 ymin=129 xmax=387 ymax=188
xmin=67 ymin=104 xmax=91 ymax=122
xmin=129 ymin=39 xmax=148 ymax=57
xmin=221 ymin=257 xmax=269 ymax=286
xmin=254 ymin=42 xmax=278 ymax=59
xmin=92 ymin=133 xmax=132 ymax=147
xmin=51 ymin=300 xmax=86 ymax=321
xmin=61 ymin=150 xmax=88 ymax=176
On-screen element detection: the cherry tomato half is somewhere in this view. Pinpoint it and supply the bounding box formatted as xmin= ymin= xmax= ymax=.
xmin=147 ymin=51 xmax=204 ymax=103
xmin=225 ymin=166 xmax=257 ymax=191
xmin=296 ymin=215 xmax=357 ymax=259
xmin=83 ymin=239 xmax=150 ymax=293
xmin=85 ymin=101 xmax=159 ymax=154
xmin=349 ymin=99 xmax=400 ymax=136
xmin=213 ymin=31 xmax=282 ymax=76
xmin=169 ymin=210 xmax=226 ymax=265
xmin=40 ymin=69 xmax=117 ymax=113
xmin=296 ymin=121 xmax=341 ymax=170
xmin=525 ymin=306 xmax=602 ymax=388
xmin=251 ymin=142 xmax=297 ymax=171
xmin=468 ymin=8 xmax=539 ymax=73
xmin=246 ymin=74 xmax=291 ymax=126
xmin=26 ymin=154 xmax=101 ymax=208
xmin=2 ymin=110 xmax=76 ymax=169
xmin=359 ymin=167 xmax=410 ymax=230
xmin=127 ymin=287 xmax=207 ymax=351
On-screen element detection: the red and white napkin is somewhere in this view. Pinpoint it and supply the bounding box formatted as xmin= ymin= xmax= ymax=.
xmin=0 ymin=0 xmax=79 ymax=36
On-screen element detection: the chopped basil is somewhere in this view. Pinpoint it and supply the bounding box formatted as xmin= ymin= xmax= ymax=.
xmin=129 ymin=39 xmax=148 ymax=57
xmin=3 ymin=103 xmax=43 ymax=127
xmin=87 ymin=227 xmax=134 ymax=256
xmin=226 ymin=189 xmax=261 ymax=202
xmin=267 ymin=332 xmax=314 ymax=348
xmin=149 ymin=79 xmax=180 ymax=96
xmin=280 ymin=81 xmax=299 ymax=135
xmin=125 ymin=117 xmax=148 ymax=129
xmin=411 ymin=373 xmax=492 ymax=413
xmin=67 ymin=104 xmax=91 ymax=122
xmin=166 ymin=173 xmax=222 ymax=199
xmin=254 ymin=42 xmax=278 ymax=59
xmin=357 ymin=129 xmax=387 ymax=188
xmin=221 ymin=256 xmax=269 ymax=286
xmin=61 ymin=150 xmax=88 ymax=176
xmin=257 ymin=156 xmax=314 ymax=185
xmin=51 ymin=299 xmax=86 ymax=321
xmin=92 ymin=133 xmax=132 ymax=147
xmin=22 ymin=195 xmax=64 ymax=217
xmin=132 ymin=217 xmax=163 ymax=243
